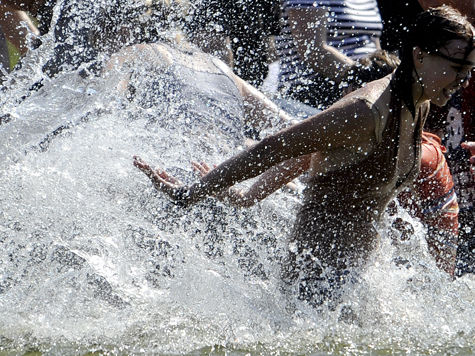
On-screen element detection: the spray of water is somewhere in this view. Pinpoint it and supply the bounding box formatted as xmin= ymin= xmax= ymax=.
xmin=0 ymin=1 xmax=473 ymax=354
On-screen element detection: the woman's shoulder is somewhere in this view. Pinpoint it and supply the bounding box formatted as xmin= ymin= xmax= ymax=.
xmin=336 ymin=75 xmax=390 ymax=110
xmin=350 ymin=74 xmax=391 ymax=101
xmin=331 ymin=75 xmax=393 ymax=142
xmin=348 ymin=75 xmax=393 ymax=117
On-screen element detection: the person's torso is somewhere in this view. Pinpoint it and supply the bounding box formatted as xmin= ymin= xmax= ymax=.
xmin=304 ymin=75 xmax=427 ymax=221
xmin=415 ymin=133 xmax=459 ymax=231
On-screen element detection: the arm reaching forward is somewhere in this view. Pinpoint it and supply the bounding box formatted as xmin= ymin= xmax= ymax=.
xmin=191 ymin=155 xmax=311 ymax=207
xmin=134 ymin=96 xmax=377 ymax=206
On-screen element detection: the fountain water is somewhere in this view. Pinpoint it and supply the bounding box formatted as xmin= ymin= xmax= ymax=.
xmin=0 ymin=1 xmax=473 ymax=354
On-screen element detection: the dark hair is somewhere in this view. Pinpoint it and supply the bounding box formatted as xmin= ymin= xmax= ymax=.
xmin=343 ymin=50 xmax=400 ymax=89
xmin=393 ymin=5 xmax=475 ymax=117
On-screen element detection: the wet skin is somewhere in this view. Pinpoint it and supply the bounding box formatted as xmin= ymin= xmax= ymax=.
xmin=414 ymin=40 xmax=475 ymax=107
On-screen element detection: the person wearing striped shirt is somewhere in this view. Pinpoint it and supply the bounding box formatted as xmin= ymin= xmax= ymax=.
xmin=276 ymin=0 xmax=382 ymax=109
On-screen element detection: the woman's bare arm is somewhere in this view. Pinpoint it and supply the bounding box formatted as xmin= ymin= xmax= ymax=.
xmin=136 ymin=96 xmax=377 ymax=206
xmin=193 ymin=155 xmax=311 ymax=207
xmin=286 ymin=8 xmax=356 ymax=83
xmin=236 ymin=155 xmax=311 ymax=205
xmin=0 ymin=5 xmax=39 ymax=56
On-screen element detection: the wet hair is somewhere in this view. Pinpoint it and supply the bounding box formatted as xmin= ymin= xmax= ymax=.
xmin=313 ymin=50 xmax=400 ymax=107
xmin=343 ymin=50 xmax=400 ymax=90
xmin=393 ymin=5 xmax=475 ymax=117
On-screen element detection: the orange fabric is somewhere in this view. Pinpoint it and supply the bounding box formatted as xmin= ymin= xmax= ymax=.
xmin=403 ymin=132 xmax=459 ymax=235
xmin=398 ymin=132 xmax=459 ymax=275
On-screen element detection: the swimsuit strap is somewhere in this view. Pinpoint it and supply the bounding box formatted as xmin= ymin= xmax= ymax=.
xmin=389 ymin=87 xmax=424 ymax=190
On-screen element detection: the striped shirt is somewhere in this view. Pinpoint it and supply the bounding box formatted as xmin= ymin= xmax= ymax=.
xmin=277 ymin=0 xmax=382 ymax=91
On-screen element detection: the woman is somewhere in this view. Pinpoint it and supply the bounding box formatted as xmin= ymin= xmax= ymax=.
xmin=135 ymin=6 xmax=475 ymax=306
xmin=377 ymin=0 xmax=475 ymax=278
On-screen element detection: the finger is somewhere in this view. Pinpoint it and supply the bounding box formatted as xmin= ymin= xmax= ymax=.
xmin=201 ymin=162 xmax=219 ymax=171
xmin=192 ymin=161 xmax=209 ymax=177
xmin=191 ymin=161 xmax=202 ymax=172
xmin=134 ymin=160 xmax=155 ymax=177
xmin=152 ymin=174 xmax=171 ymax=188
xmin=200 ymin=162 xmax=211 ymax=171
xmin=133 ymin=155 xmax=146 ymax=167
xmin=156 ymin=169 xmax=182 ymax=185
xmin=192 ymin=165 xmax=205 ymax=177
xmin=133 ymin=156 xmax=153 ymax=172
xmin=133 ymin=158 xmax=172 ymax=187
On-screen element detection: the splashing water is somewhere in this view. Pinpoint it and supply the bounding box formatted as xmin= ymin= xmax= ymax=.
xmin=0 ymin=2 xmax=474 ymax=355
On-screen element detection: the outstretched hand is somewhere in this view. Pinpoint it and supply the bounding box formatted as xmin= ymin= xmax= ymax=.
xmin=133 ymin=156 xmax=189 ymax=203
xmin=192 ymin=161 xmax=248 ymax=207
xmin=461 ymin=141 xmax=475 ymax=163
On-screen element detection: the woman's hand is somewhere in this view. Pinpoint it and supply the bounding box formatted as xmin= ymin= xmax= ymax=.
xmin=133 ymin=156 xmax=191 ymax=204
xmin=192 ymin=161 xmax=249 ymax=207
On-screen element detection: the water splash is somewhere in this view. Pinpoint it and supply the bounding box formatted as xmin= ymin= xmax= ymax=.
xmin=0 ymin=1 xmax=473 ymax=355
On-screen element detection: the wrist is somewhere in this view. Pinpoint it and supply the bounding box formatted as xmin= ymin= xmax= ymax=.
xmin=172 ymin=186 xmax=192 ymax=207
xmin=173 ymin=182 xmax=208 ymax=207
